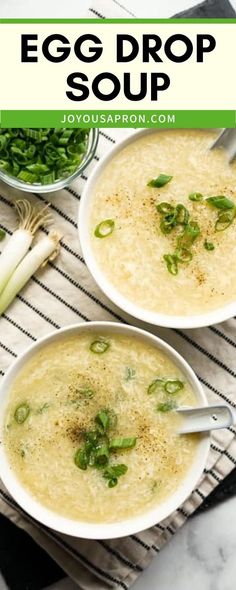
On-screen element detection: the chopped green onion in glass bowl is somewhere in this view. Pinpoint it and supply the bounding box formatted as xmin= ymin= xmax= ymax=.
xmin=0 ymin=128 xmax=99 ymax=193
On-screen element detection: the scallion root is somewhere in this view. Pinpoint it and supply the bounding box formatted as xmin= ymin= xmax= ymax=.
xmin=15 ymin=199 xmax=52 ymax=234
xmin=0 ymin=199 xmax=52 ymax=295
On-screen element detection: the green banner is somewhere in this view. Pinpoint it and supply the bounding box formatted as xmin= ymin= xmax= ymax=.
xmin=1 ymin=110 xmax=235 ymax=129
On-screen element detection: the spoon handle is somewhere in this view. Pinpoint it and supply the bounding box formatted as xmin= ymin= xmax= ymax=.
xmin=177 ymin=404 xmax=235 ymax=434
xmin=210 ymin=128 xmax=236 ymax=163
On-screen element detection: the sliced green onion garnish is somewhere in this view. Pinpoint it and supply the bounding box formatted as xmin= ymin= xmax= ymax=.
xmin=156 ymin=202 xmax=174 ymax=215
xmin=174 ymin=247 xmax=193 ymax=263
xmin=164 ymin=380 xmax=184 ymax=394
xmin=41 ymin=171 xmax=56 ymax=185
xmin=0 ymin=228 xmax=6 ymax=241
xmin=189 ymin=193 xmax=203 ymax=202
xmin=103 ymin=464 xmax=128 ymax=488
xmin=148 ymin=174 xmax=173 ymax=188
xmin=17 ymin=170 xmax=37 ymax=183
xmin=74 ymin=448 xmax=88 ymax=470
xmin=94 ymin=219 xmax=115 ymax=238
xmin=215 ymin=209 xmax=236 ymax=232
xmin=106 ymin=409 xmax=118 ymax=429
xmin=109 ymin=437 xmax=137 ymax=450
xmin=108 ymin=478 xmax=118 ymax=487
xmin=148 ymin=378 xmax=165 ymax=394
xmin=157 ymin=400 xmax=177 ymax=412
xmin=124 ymin=367 xmax=136 ymax=381
xmin=94 ymin=443 xmax=110 ymax=466
xmin=90 ymin=339 xmax=110 ymax=354
xmin=73 ymin=410 xmax=135 ymax=487
xmin=163 ymin=254 xmax=178 ymax=276
xmin=177 ymin=221 xmax=200 ymax=249
xmin=0 ymin=128 xmax=90 ymax=185
xmin=36 ymin=402 xmax=50 ymax=414
xmin=204 ymin=240 xmax=215 ymax=251
xmin=160 ymin=218 xmax=176 ymax=235
xmin=14 ymin=403 xmax=30 ymax=424
xmin=85 ymin=430 xmax=99 ymax=446
xmin=175 ymin=204 xmax=189 ymax=226
xmin=95 ymin=410 xmax=110 ymax=433
xmin=206 ymin=196 xmax=235 ymax=210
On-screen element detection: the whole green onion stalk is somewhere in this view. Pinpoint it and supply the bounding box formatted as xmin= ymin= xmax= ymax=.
xmin=0 ymin=231 xmax=61 ymax=315
xmin=0 ymin=199 xmax=51 ymax=295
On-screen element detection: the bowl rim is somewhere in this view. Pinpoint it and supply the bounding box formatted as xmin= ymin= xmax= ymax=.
xmin=78 ymin=127 xmax=236 ymax=329
xmin=0 ymin=321 xmax=210 ymax=539
xmin=0 ymin=128 xmax=99 ymax=194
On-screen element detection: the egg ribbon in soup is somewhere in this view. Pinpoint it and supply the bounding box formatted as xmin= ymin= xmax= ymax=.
xmin=4 ymin=332 xmax=199 ymax=523
xmin=91 ymin=129 xmax=236 ymax=316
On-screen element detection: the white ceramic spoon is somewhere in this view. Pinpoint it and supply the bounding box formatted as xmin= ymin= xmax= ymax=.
xmin=176 ymin=404 xmax=235 ymax=434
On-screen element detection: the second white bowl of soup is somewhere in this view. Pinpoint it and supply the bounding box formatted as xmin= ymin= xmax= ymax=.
xmin=0 ymin=322 xmax=209 ymax=539
xmin=79 ymin=129 xmax=236 ymax=328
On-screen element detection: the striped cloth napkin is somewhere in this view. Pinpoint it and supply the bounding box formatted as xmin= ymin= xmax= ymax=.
xmin=0 ymin=1 xmax=236 ymax=589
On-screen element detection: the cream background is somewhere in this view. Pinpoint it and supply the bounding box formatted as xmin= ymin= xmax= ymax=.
xmin=0 ymin=3 xmax=235 ymax=590
xmin=0 ymin=23 xmax=235 ymax=110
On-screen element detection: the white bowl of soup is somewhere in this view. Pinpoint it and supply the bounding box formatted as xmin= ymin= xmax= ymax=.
xmin=0 ymin=322 xmax=209 ymax=539
xmin=79 ymin=129 xmax=236 ymax=328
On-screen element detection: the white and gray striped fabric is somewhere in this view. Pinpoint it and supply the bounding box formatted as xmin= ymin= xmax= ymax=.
xmin=0 ymin=2 xmax=236 ymax=589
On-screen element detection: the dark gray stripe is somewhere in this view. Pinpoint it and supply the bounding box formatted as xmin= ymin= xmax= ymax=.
xmin=65 ymin=187 xmax=81 ymax=200
xmin=1 ymin=220 xmax=124 ymax=325
xmin=0 ymin=338 xmax=157 ymax=565
xmin=0 ymin=193 xmax=16 ymax=209
xmin=2 ymin=226 xmax=235 ymax=421
xmin=194 ymin=489 xmax=205 ymax=501
xmin=155 ymin=523 xmax=175 ymax=535
xmin=98 ymin=540 xmax=143 ymax=572
xmin=228 ymin=426 xmax=236 ymax=435
xmin=32 ymin=276 xmax=89 ymax=323
xmin=211 ymin=443 xmax=236 ymax=465
xmin=48 ymin=260 xmax=126 ymax=323
xmin=151 ymin=544 xmax=159 ymax=554
xmin=131 ymin=535 xmax=151 ymax=551
xmin=198 ymin=375 xmax=236 ymax=408
xmin=99 ymin=130 xmax=116 ymax=144
xmin=156 ymin=524 xmax=165 ymax=531
xmin=112 ymin=0 xmax=136 ymax=17
xmin=34 ymin=192 xmax=77 ymax=228
xmin=177 ymin=507 xmax=189 ymax=518
xmin=130 ymin=535 xmax=159 ymax=554
xmin=47 ymin=530 xmax=129 ymax=589
xmin=0 ymin=341 xmax=17 ymax=357
xmin=175 ymin=329 xmax=236 ymax=379
xmin=209 ymin=325 xmax=236 ymax=349
xmin=2 ymin=193 xmax=235 ymax=366
xmin=0 ymin=204 xmax=235 ymax=414
xmin=3 ymin=314 xmax=36 ymax=341
xmin=89 ymin=7 xmax=105 ymax=19
xmin=204 ymin=468 xmax=221 ymax=483
xmin=0 ymin=488 xmax=128 ymax=590
xmin=17 ymin=294 xmax=60 ymax=329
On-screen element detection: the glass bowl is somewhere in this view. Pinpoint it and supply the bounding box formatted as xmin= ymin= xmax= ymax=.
xmin=0 ymin=128 xmax=99 ymax=194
